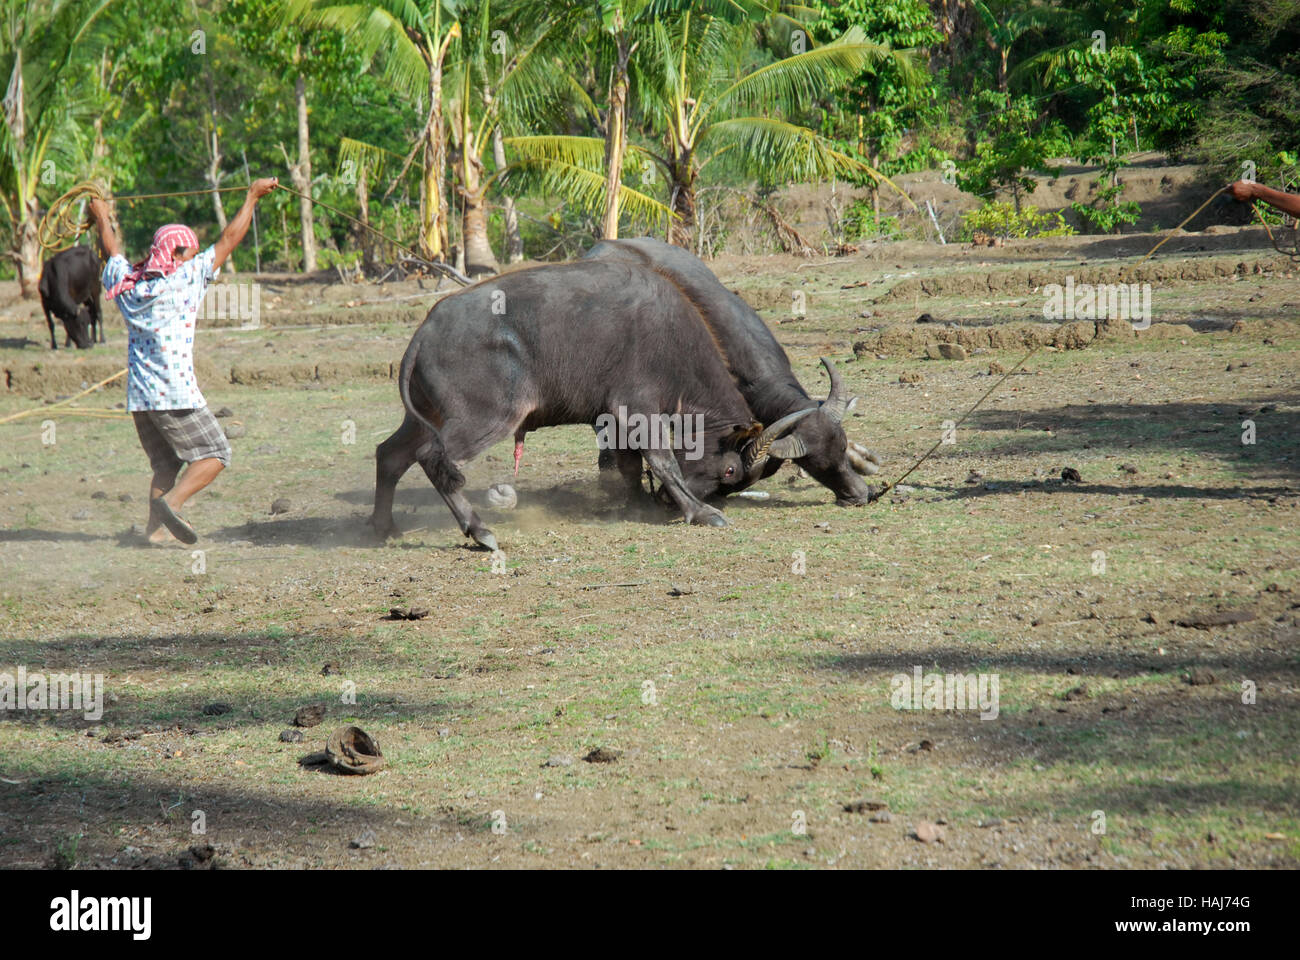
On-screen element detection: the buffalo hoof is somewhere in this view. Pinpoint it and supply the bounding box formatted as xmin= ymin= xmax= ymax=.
xmin=689 ymin=510 xmax=727 ymax=528
xmin=471 ymin=529 xmax=498 ymax=552
xmin=366 ymin=516 xmax=399 ymax=540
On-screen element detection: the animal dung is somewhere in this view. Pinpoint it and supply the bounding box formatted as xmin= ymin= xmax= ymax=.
xmin=293 ymin=704 xmax=327 ymax=727
xmin=269 ymin=497 xmax=292 ymax=515
xmin=486 ymin=483 xmax=517 ymax=509
xmin=223 ymin=421 xmax=246 ymax=439
xmin=843 ymin=798 xmax=889 ymax=814
xmin=201 ymin=702 xmax=232 ymax=716
xmin=1061 ymin=467 xmax=1082 ymax=483
xmin=386 ymin=606 xmax=430 ymax=621
xmin=1175 ymin=610 xmax=1255 ymax=629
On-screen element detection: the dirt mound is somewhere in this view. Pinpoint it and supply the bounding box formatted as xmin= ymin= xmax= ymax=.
xmin=874 ymin=254 xmax=1295 ymax=303
xmin=854 ymin=316 xmax=1223 ymax=357
xmin=229 ymin=361 xmax=397 ymax=386
xmin=205 ymin=307 xmax=422 ymax=330
xmin=4 ymin=357 xmax=398 ymax=399
xmin=3 ymin=356 xmax=223 ymax=397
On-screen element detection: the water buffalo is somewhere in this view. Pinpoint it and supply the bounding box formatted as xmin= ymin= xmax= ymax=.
xmin=38 ymin=246 xmax=103 ymax=349
xmin=369 ymin=260 xmax=812 ymax=549
xmin=583 ymin=238 xmax=882 ymax=505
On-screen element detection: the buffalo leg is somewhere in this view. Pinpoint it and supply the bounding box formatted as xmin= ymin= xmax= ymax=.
xmin=595 ymin=423 xmax=616 ymax=472
xmin=642 ymin=448 xmax=727 ymax=527
xmin=426 ymin=418 xmax=506 ymax=551
xmin=44 ymin=308 xmax=57 ymax=350
xmin=90 ymin=298 xmax=104 ymax=344
xmin=429 ymin=481 xmax=497 ymax=552
xmin=613 ymin=449 xmax=648 ymax=502
xmin=368 ymin=414 xmax=427 ymax=538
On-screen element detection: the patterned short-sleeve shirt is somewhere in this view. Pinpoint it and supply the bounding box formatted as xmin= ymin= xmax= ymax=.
xmin=102 ymin=247 xmax=219 ymax=411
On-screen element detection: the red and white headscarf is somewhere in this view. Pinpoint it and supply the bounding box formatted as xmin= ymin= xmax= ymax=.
xmin=105 ymin=223 xmax=200 ymax=300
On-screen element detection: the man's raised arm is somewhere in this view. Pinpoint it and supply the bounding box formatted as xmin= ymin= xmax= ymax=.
xmin=87 ymin=198 xmax=123 ymax=258
xmin=213 ymin=177 xmax=278 ymax=269
xmin=1230 ymin=180 xmax=1300 ymax=219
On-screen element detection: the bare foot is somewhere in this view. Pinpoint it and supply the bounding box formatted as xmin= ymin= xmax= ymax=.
xmin=147 ymin=526 xmax=178 ymax=545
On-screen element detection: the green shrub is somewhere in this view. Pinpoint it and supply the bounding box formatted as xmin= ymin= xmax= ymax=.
xmin=843 ymin=198 xmax=901 ymax=240
xmin=959 ymin=201 xmax=1076 ymax=240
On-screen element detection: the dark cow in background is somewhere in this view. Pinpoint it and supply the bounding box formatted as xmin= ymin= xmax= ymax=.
xmin=583 ymin=237 xmax=883 ymax=504
xmin=369 ymin=260 xmax=812 ymax=550
xmin=38 ymin=246 xmax=103 ymax=349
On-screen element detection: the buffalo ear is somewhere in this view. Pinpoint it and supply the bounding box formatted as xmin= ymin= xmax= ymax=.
xmin=724 ymin=422 xmax=763 ymax=449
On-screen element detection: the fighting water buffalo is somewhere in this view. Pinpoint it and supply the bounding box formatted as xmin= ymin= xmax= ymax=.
xmin=369 ymin=260 xmax=813 ymax=549
xmin=583 ymin=237 xmax=882 ymax=504
xmin=38 ymin=246 xmax=103 ymax=350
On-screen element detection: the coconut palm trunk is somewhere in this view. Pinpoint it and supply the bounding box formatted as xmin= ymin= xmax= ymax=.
xmin=600 ymin=38 xmax=632 ymax=239
xmin=422 ymin=54 xmax=447 ymax=261
xmin=356 ymin=160 xmax=374 ymax=270
xmin=491 ymin=125 xmax=522 ymax=263
xmin=458 ymin=102 xmax=500 ymax=276
xmin=667 ymin=154 xmax=696 ymax=248
xmin=14 ymin=194 xmax=38 ymax=298
xmin=293 ymin=66 xmax=317 ymax=272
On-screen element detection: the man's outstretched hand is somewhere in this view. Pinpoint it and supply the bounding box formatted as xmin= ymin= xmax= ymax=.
xmin=1228 ymin=180 xmax=1257 ymax=203
xmin=1228 ymin=179 xmax=1300 ymax=217
xmin=248 ymin=177 xmax=278 ymax=200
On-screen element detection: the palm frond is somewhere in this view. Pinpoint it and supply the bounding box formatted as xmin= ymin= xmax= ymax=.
xmin=706 ymin=27 xmax=919 ymax=122
xmin=285 ymin=2 xmax=430 ymax=101
xmin=501 ymin=146 xmax=673 ymax=226
xmin=704 ymin=117 xmax=916 ymax=208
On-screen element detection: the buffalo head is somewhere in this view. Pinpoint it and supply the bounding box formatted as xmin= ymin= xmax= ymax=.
xmin=66 ymin=306 xmax=95 ymax=349
xmin=760 ymin=359 xmax=882 ymax=506
xmin=668 ymin=408 xmax=818 ymax=505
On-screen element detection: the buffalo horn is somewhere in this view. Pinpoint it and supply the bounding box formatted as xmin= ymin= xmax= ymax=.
xmin=819 ymin=357 xmax=857 ymax=424
xmin=743 ymin=408 xmax=817 ymax=477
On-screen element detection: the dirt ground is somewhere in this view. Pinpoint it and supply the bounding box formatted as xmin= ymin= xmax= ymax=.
xmin=0 ymin=227 xmax=1297 ymax=869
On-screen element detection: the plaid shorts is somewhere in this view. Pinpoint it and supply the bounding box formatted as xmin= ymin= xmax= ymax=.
xmin=133 ymin=407 xmax=232 ymax=475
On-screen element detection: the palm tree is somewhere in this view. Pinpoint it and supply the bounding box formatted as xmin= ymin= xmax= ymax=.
xmin=546 ymin=0 xmax=768 ymax=239
xmin=1 ymin=0 xmax=116 ymax=297
xmin=444 ymin=0 xmax=672 ymax=274
xmin=636 ymin=11 xmax=917 ymax=247
xmin=284 ymin=0 xmax=460 ymax=263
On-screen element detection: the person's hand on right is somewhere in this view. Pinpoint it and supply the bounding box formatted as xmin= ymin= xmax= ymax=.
xmin=1228 ymin=180 xmax=1257 ymax=203
xmin=248 ymin=177 xmax=279 ymax=201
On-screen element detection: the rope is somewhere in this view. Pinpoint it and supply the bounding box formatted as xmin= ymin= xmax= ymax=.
xmin=37 ymin=181 xmax=249 ymax=253
xmin=0 ymin=369 xmax=127 ymax=424
xmin=36 ymin=180 xmax=471 ymax=285
xmin=867 ymin=185 xmax=1238 ymax=503
xmin=1250 ymin=201 xmax=1300 ymax=262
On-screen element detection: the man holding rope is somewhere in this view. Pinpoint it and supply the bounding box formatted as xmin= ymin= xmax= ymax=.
xmin=86 ymin=178 xmax=277 ymax=545
xmin=1229 ymin=180 xmax=1300 ymax=218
